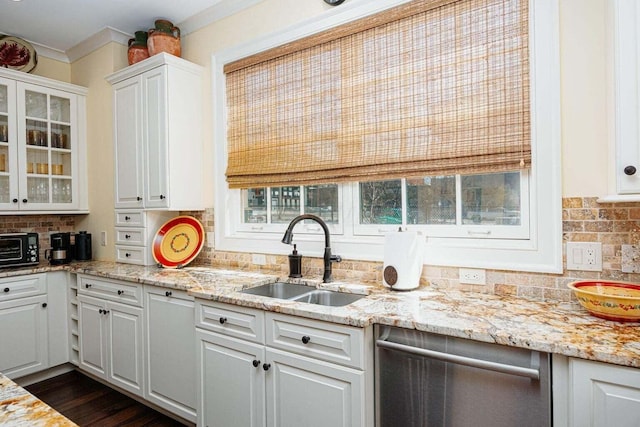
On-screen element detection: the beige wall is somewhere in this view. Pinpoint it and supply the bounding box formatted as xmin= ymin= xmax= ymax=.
xmin=60 ymin=0 xmax=613 ymax=262
xmin=31 ymin=56 xmax=71 ymax=82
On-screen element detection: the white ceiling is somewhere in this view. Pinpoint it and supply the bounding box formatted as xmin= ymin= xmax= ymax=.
xmin=0 ymin=0 xmax=228 ymax=53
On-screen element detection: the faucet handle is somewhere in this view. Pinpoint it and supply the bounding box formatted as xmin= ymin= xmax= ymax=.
xmin=331 ymin=254 xmax=342 ymax=263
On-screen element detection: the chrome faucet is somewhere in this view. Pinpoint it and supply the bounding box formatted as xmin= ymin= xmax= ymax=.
xmin=281 ymin=214 xmax=341 ymax=283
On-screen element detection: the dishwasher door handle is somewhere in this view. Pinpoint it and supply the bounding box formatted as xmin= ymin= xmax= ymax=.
xmin=376 ymin=339 xmax=540 ymax=380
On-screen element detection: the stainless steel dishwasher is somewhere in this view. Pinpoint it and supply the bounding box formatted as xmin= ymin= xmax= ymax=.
xmin=375 ymin=325 xmax=551 ymax=427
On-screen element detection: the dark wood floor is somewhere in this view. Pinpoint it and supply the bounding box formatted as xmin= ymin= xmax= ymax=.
xmin=25 ymin=370 xmax=187 ymax=426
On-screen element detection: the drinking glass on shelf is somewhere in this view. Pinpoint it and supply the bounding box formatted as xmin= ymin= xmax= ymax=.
xmin=0 ymin=124 xmax=7 ymax=142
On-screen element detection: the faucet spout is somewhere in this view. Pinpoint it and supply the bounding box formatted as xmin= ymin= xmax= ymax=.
xmin=282 ymin=214 xmax=341 ymax=283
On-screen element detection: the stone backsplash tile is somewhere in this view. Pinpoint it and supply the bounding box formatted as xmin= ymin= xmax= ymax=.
xmin=0 ymin=214 xmax=80 ymax=259
xmin=187 ymin=197 xmax=640 ymax=302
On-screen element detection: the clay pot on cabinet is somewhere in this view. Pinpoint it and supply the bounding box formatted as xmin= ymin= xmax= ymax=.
xmin=147 ymin=19 xmax=181 ymax=57
xmin=128 ymin=31 xmax=150 ymax=65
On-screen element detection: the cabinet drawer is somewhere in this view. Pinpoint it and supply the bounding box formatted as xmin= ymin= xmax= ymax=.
xmin=78 ymin=275 xmax=143 ymax=307
xmin=0 ymin=274 xmax=47 ymax=302
xmin=115 ymin=211 xmax=145 ymax=227
xmin=196 ymin=301 xmax=264 ymax=344
xmin=115 ymin=227 xmax=146 ymax=246
xmin=266 ymin=312 xmax=364 ymax=369
xmin=115 ymin=245 xmax=149 ymax=265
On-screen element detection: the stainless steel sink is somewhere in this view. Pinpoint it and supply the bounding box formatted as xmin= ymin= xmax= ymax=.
xmin=290 ymin=289 xmax=364 ymax=307
xmin=241 ymin=282 xmax=314 ymax=299
xmin=241 ymin=282 xmax=364 ymax=307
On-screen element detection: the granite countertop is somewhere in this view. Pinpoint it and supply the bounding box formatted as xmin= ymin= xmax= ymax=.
xmin=3 ymin=261 xmax=640 ymax=368
xmin=0 ymin=373 xmax=77 ymax=426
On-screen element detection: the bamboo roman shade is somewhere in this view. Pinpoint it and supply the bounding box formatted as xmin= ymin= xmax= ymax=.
xmin=225 ymin=0 xmax=530 ymax=189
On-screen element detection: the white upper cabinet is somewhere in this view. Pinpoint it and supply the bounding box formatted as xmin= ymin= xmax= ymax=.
xmin=106 ymin=53 xmax=204 ymax=210
xmin=0 ymin=69 xmax=88 ymax=212
xmin=608 ymin=0 xmax=640 ymax=198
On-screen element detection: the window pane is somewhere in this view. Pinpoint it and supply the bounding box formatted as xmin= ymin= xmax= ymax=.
xmin=271 ymin=186 xmax=301 ymax=223
xmin=407 ymin=176 xmax=456 ymax=225
xmin=243 ymin=188 xmax=267 ymax=223
xmin=461 ymin=172 xmax=521 ymax=225
xmin=304 ymin=184 xmax=339 ymax=224
xmin=359 ymin=180 xmax=402 ymax=224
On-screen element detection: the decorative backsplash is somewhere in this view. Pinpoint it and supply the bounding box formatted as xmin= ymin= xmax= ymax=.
xmin=0 ymin=214 xmax=79 ymax=258
xmin=185 ymin=196 xmax=640 ymax=302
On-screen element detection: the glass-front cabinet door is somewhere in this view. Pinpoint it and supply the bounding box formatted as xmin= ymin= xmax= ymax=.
xmin=17 ymin=83 xmax=78 ymax=210
xmin=0 ymin=78 xmax=18 ymax=209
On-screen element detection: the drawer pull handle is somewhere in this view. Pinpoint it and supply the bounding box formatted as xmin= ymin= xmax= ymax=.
xmin=22 ymin=199 xmax=27 ymax=203
xmin=125 ymin=216 xmax=131 ymax=221
xmin=160 ymin=194 xmax=165 ymax=200
xmin=136 ymin=196 xmax=142 ymax=201
xmin=252 ymin=359 xmax=260 ymax=368
xmin=85 ymin=283 xmax=92 ymax=288
xmin=125 ymin=234 xmax=131 ymax=239
xmin=3 ymin=287 xmax=9 ymax=293
xmin=165 ymin=291 xmax=172 ymax=297
xmin=12 ymin=198 xmax=17 ymax=203
xmin=42 ymin=303 xmax=47 ymax=308
xmin=301 ymin=335 xmax=311 ymax=344
xmin=262 ymin=363 xmax=271 ymax=371
xmin=125 ymin=253 xmax=131 ymax=258
xmin=99 ymin=309 xmax=104 ymax=314
xmin=103 ymin=309 xmax=110 ymax=315
xmin=219 ymin=317 xmax=227 ymax=325
xmin=117 ymin=290 xmax=124 ymax=295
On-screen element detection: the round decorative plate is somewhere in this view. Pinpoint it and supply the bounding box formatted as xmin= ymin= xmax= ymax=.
xmin=152 ymin=216 xmax=205 ymax=268
xmin=0 ymin=36 xmax=38 ymax=73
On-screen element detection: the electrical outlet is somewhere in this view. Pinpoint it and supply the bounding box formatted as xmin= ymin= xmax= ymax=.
xmin=459 ymin=268 xmax=486 ymax=285
xmin=206 ymin=232 xmax=215 ymax=248
xmin=252 ymin=254 xmax=266 ymax=265
xmin=566 ymin=242 xmax=602 ymax=271
xmin=100 ymin=231 xmax=107 ymax=246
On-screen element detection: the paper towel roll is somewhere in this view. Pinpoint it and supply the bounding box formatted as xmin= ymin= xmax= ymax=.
xmin=382 ymin=230 xmax=424 ymax=290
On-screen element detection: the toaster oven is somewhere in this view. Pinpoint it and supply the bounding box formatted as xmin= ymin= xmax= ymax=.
xmin=0 ymin=232 xmax=39 ymax=268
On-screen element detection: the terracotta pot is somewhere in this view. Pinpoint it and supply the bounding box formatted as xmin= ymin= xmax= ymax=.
xmin=128 ymin=31 xmax=149 ymax=65
xmin=147 ymin=20 xmax=181 ymax=57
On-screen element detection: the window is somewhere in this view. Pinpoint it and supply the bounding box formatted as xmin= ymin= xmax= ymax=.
xmin=213 ymin=0 xmax=562 ymax=273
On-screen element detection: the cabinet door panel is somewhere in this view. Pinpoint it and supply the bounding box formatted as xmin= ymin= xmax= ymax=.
xmin=571 ymin=358 xmax=640 ymax=427
xmin=0 ymin=295 xmax=48 ymax=378
xmin=266 ymin=348 xmax=364 ymax=427
xmin=107 ymin=301 xmax=144 ymax=396
xmin=198 ymin=329 xmax=266 ymax=427
xmin=113 ymin=78 xmax=144 ymax=208
xmin=146 ymin=289 xmax=196 ymax=421
xmin=78 ymin=296 xmax=107 ymax=378
xmin=142 ymin=68 xmax=168 ymax=208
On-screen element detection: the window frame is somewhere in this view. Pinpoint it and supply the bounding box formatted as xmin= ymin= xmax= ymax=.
xmin=213 ymin=0 xmax=562 ymax=273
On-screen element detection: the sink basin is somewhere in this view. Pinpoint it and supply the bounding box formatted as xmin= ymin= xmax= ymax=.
xmin=241 ymin=282 xmax=364 ymax=307
xmin=241 ymin=282 xmax=314 ymax=299
xmin=290 ymin=289 xmax=364 ymax=307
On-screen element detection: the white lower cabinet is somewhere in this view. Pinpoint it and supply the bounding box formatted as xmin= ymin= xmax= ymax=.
xmin=569 ymin=358 xmax=640 ymax=427
xmin=144 ymin=286 xmax=196 ymax=423
xmin=196 ymin=301 xmax=372 ymax=427
xmin=0 ymin=274 xmax=48 ymax=378
xmin=77 ymin=275 xmax=145 ymax=398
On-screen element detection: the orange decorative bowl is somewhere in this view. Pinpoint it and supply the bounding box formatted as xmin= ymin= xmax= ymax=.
xmin=568 ymin=280 xmax=640 ymax=322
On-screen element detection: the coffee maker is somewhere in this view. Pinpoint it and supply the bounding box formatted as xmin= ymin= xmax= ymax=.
xmin=47 ymin=232 xmax=71 ymax=265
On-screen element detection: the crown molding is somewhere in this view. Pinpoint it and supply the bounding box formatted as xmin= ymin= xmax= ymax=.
xmin=66 ymin=27 xmax=131 ymax=63
xmin=177 ymin=0 xmax=265 ymax=36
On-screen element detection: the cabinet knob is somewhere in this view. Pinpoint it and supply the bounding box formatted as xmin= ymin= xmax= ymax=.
xmin=219 ymin=317 xmax=227 ymax=325
xmin=3 ymin=287 xmax=9 ymax=293
xmin=117 ymin=290 xmax=124 ymax=295
xmin=12 ymin=198 xmax=17 ymax=203
xmin=125 ymin=234 xmax=131 ymax=239
xmin=99 ymin=309 xmax=104 ymax=314
xmin=42 ymin=303 xmax=47 ymax=308
xmin=165 ymin=291 xmax=172 ymax=297
xmin=125 ymin=253 xmax=131 ymax=257
xmin=85 ymin=283 xmax=92 ymax=288
xmin=136 ymin=196 xmax=142 ymax=201
xmin=22 ymin=199 xmax=27 ymax=203
xmin=624 ymin=165 xmax=637 ymax=176
xmin=262 ymin=363 xmax=271 ymax=371
xmin=125 ymin=216 xmax=131 ymax=221
xmin=301 ymin=335 xmax=311 ymax=344
xmin=160 ymin=194 xmax=165 ymax=200
xmin=252 ymin=359 xmax=260 ymax=368
xmin=103 ymin=309 xmax=110 ymax=315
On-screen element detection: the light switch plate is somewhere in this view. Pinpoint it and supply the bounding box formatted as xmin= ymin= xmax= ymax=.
xmin=566 ymin=242 xmax=602 ymax=271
